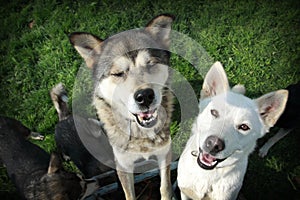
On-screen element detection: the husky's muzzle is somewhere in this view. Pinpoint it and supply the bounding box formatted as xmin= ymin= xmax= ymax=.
xmin=131 ymin=88 xmax=159 ymax=128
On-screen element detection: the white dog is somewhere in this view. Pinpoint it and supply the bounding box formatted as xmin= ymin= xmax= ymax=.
xmin=177 ymin=61 xmax=288 ymax=200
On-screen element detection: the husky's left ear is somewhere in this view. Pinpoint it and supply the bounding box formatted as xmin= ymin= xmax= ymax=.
xmin=69 ymin=32 xmax=103 ymax=68
xmin=255 ymin=89 xmax=288 ymax=129
xmin=145 ymin=14 xmax=175 ymax=48
xmin=47 ymin=152 xmax=63 ymax=174
xmin=200 ymin=61 xmax=229 ymax=99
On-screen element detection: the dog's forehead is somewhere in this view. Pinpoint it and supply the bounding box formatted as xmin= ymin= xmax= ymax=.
xmin=136 ymin=50 xmax=150 ymax=66
xmin=95 ymin=44 xmax=157 ymax=79
xmin=212 ymin=92 xmax=255 ymax=109
xmin=112 ymin=50 xmax=149 ymax=65
xmin=196 ymin=92 xmax=263 ymax=135
xmin=201 ymin=92 xmax=259 ymax=119
xmin=94 ymin=30 xmax=169 ymax=80
xmin=103 ymin=30 xmax=163 ymax=55
xmin=110 ymin=50 xmax=165 ymax=72
xmin=111 ymin=56 xmax=132 ymax=71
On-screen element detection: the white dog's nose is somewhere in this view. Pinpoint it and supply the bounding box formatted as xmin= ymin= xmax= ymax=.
xmin=204 ymin=136 xmax=225 ymax=155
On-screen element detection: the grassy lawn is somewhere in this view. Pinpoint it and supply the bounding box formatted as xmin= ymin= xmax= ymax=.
xmin=0 ymin=0 xmax=299 ymax=199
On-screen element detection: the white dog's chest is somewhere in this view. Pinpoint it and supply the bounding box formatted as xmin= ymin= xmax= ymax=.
xmin=178 ymin=148 xmax=215 ymax=199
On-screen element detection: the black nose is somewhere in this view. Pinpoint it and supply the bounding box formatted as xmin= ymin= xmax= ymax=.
xmin=134 ymin=88 xmax=155 ymax=107
xmin=204 ymin=136 xmax=225 ymax=155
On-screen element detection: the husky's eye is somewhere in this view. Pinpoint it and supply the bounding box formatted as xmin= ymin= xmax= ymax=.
xmin=111 ymin=72 xmax=125 ymax=77
xmin=238 ymin=124 xmax=250 ymax=131
xmin=210 ymin=109 xmax=219 ymax=118
xmin=147 ymin=58 xmax=159 ymax=66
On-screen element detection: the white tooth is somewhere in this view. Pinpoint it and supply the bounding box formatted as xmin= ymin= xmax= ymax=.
xmin=138 ymin=115 xmax=143 ymax=122
xmin=153 ymin=111 xmax=157 ymax=118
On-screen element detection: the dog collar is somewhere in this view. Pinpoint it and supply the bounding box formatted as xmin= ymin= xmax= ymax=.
xmin=191 ymin=150 xmax=198 ymax=157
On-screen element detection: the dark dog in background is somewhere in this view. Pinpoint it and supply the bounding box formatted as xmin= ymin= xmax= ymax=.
xmin=51 ymin=83 xmax=113 ymax=179
xmin=0 ymin=116 xmax=85 ymax=199
xmin=0 ymin=116 xmax=44 ymax=140
xmin=259 ymin=81 xmax=300 ymax=157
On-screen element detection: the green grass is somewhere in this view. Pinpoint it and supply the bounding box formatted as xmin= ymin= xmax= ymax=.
xmin=0 ymin=0 xmax=299 ymax=199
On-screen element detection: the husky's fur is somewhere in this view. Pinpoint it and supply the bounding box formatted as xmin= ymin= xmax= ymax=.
xmin=177 ymin=62 xmax=288 ymax=200
xmin=69 ymin=14 xmax=174 ymax=200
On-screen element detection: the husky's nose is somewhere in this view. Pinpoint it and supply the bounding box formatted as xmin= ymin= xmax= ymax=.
xmin=134 ymin=88 xmax=155 ymax=107
xmin=204 ymin=136 xmax=225 ymax=155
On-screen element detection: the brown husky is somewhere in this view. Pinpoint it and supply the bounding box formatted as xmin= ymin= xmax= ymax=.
xmin=69 ymin=14 xmax=174 ymax=199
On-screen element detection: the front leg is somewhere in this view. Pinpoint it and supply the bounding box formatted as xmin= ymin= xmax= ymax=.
xmin=117 ymin=169 xmax=136 ymax=200
xmin=259 ymin=128 xmax=292 ymax=157
xmin=159 ymin=164 xmax=172 ymax=200
xmin=114 ymin=148 xmax=136 ymax=200
xmin=158 ymin=147 xmax=172 ymax=200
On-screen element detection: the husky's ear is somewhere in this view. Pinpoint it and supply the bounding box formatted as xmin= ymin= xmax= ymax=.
xmin=200 ymin=61 xmax=229 ymax=99
xmin=255 ymin=89 xmax=288 ymax=128
xmin=69 ymin=32 xmax=103 ymax=68
xmin=145 ymin=14 xmax=175 ymax=48
xmin=47 ymin=152 xmax=63 ymax=174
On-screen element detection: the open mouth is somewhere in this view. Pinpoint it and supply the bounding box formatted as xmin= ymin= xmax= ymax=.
xmin=197 ymin=149 xmax=227 ymax=170
xmin=132 ymin=109 xmax=158 ymax=128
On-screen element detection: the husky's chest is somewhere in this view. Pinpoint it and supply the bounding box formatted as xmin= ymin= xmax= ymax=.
xmin=94 ymin=97 xmax=171 ymax=152
xmin=104 ymin=117 xmax=170 ymax=152
xmin=113 ymin=138 xmax=171 ymax=169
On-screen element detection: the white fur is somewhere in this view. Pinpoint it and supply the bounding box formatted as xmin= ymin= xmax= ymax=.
xmin=177 ymin=61 xmax=288 ymax=200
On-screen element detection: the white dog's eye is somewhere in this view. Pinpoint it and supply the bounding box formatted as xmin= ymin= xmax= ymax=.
xmin=238 ymin=124 xmax=250 ymax=131
xmin=210 ymin=109 xmax=219 ymax=118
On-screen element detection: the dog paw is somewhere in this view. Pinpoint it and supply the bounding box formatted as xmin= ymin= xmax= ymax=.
xmin=29 ymin=132 xmax=45 ymax=140
xmin=258 ymin=147 xmax=269 ymax=158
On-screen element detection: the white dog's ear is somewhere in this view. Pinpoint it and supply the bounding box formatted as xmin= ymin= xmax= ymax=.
xmin=145 ymin=14 xmax=175 ymax=48
xmin=69 ymin=32 xmax=103 ymax=68
xmin=255 ymin=89 xmax=288 ymax=128
xmin=200 ymin=61 xmax=229 ymax=99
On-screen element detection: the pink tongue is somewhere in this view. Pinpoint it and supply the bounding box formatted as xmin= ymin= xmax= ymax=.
xmin=202 ymin=153 xmax=216 ymax=164
xmin=138 ymin=111 xmax=154 ymax=118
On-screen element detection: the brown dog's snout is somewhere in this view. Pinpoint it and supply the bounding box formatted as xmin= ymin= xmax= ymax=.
xmin=204 ymin=136 xmax=225 ymax=155
xmin=134 ymin=88 xmax=155 ymax=107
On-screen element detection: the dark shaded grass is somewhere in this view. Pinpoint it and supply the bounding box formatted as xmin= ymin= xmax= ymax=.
xmin=0 ymin=0 xmax=299 ymax=199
